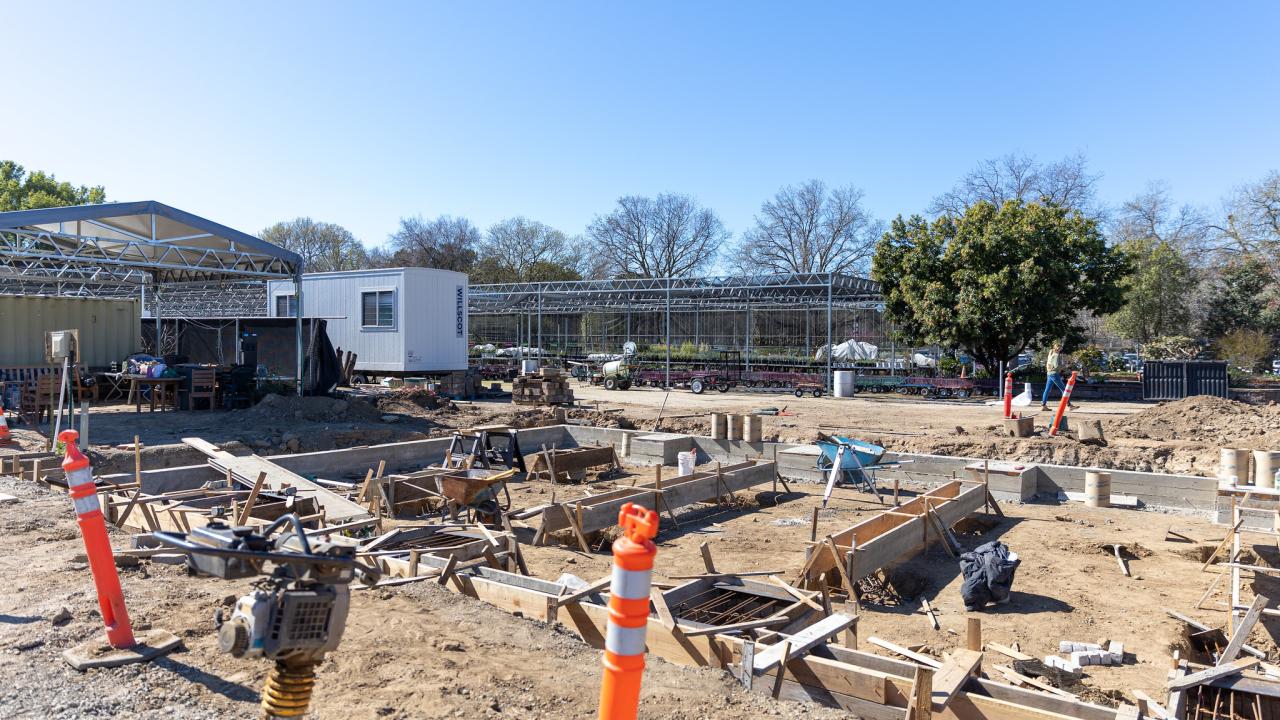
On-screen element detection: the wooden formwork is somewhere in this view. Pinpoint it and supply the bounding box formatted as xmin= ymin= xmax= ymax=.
xmin=534 ymin=459 xmax=777 ymax=541
xmin=526 ymin=445 xmax=619 ymax=482
xmin=797 ymin=480 xmax=989 ymax=594
xmin=364 ymin=554 xmax=1115 ymax=720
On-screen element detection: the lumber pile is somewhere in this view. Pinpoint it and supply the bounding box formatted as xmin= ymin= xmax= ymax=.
xmin=512 ymin=367 xmax=574 ymax=406
xmin=334 ymin=347 xmax=358 ymax=386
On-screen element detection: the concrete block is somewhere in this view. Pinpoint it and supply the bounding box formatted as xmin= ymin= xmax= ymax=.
xmin=1078 ymin=419 xmax=1106 ymax=445
xmin=966 ymin=460 xmax=1037 ymax=502
xmin=1003 ymin=416 xmax=1035 ymax=438
xmin=630 ymin=433 xmax=695 ymax=465
xmin=1044 ymin=655 xmax=1080 ymax=673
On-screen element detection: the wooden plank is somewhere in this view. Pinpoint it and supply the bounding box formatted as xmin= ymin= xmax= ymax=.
xmin=183 ymin=440 xmax=371 ymax=523
xmin=752 ymin=614 xmax=856 ymax=673
xmin=555 ymin=573 xmax=609 ymax=602
xmin=1220 ymin=594 xmax=1268 ymax=663
xmin=987 ymin=643 xmax=1033 ymax=662
xmin=869 ymin=636 xmax=943 ymax=669
xmin=1166 ymin=657 xmax=1258 ymax=690
xmin=235 ymin=471 xmax=267 ymax=526
xmin=767 ymin=575 xmax=825 ymax=612
xmin=767 ymin=674 xmax=906 ymax=720
xmin=993 ymin=665 xmax=1075 ymax=699
xmin=1164 ymin=609 xmax=1267 ymax=659
xmin=931 ymin=649 xmax=983 ymax=710
xmin=909 ymin=666 xmax=934 ymax=720
xmin=922 ymin=599 xmax=940 ymax=630
xmin=1130 ymin=690 xmax=1168 ymax=719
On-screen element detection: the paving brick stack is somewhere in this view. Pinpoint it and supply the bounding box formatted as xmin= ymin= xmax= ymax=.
xmin=512 ymin=367 xmax=574 ymax=406
xmin=440 ymin=369 xmax=481 ymax=399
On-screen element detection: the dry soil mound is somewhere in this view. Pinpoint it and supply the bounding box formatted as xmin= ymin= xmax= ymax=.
xmin=1106 ymin=395 xmax=1278 ymax=446
xmin=238 ymin=393 xmax=384 ymax=423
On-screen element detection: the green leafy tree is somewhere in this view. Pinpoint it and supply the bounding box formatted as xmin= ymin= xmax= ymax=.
xmin=0 ymin=160 xmax=105 ymax=210
xmin=1104 ymin=238 xmax=1194 ymax=342
xmin=1201 ymin=257 xmax=1280 ymax=339
xmin=259 ymin=217 xmax=368 ymax=272
xmin=871 ymin=200 xmax=1129 ymax=371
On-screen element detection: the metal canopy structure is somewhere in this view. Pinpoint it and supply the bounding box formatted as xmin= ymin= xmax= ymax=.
xmin=469 ymin=272 xmax=883 ymax=314
xmin=0 ymin=201 xmax=307 ymax=392
xmin=0 ymin=200 xmax=301 ymax=296
xmin=469 ymin=272 xmax=886 ymax=388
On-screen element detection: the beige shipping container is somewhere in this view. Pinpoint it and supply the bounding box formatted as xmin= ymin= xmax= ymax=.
xmin=0 ymin=296 xmax=141 ymax=368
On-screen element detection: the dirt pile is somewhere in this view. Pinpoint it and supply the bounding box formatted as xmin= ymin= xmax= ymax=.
xmin=373 ymin=388 xmax=457 ymax=418
xmin=1106 ymin=396 xmax=1279 ymax=447
xmin=238 ymin=393 xmax=384 ymax=424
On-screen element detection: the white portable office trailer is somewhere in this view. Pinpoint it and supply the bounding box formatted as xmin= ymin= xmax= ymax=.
xmin=268 ymin=267 xmax=468 ymax=375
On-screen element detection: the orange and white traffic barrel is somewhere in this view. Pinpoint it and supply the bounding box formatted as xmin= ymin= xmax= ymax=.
xmin=60 ymin=430 xmax=135 ymax=648
xmin=598 ymin=502 xmax=659 ymax=720
xmin=0 ymin=402 xmax=10 ymax=441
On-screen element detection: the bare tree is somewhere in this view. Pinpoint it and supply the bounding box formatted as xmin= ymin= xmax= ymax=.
xmin=733 ymin=180 xmax=880 ymax=275
xmin=1112 ymin=182 xmax=1212 ymax=261
xmin=931 ymin=152 xmax=1102 ymax=218
xmin=586 ymin=193 xmax=728 ymax=278
xmin=386 ymin=215 xmax=479 ymax=272
xmin=472 ymin=217 xmax=581 ymax=282
xmin=259 ymin=217 xmax=367 ymax=272
xmin=1213 ymin=171 xmax=1280 ymax=268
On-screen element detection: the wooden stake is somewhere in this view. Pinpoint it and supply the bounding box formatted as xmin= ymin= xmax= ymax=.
xmin=966 ymin=617 xmax=982 ymax=651
xmin=236 ymin=471 xmax=267 ymax=526
xmin=699 ymin=541 xmax=717 ymax=574
xmin=908 ymin=666 xmax=934 ymax=720
xmin=771 ymin=640 xmax=792 ymax=699
xmin=810 ymin=507 xmax=819 ymax=542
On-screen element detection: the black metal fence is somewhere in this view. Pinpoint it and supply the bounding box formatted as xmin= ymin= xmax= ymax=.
xmin=1141 ymin=361 xmax=1229 ymax=400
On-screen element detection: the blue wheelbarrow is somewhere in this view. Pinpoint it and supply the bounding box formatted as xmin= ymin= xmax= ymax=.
xmin=816 ymin=433 xmax=888 ymax=507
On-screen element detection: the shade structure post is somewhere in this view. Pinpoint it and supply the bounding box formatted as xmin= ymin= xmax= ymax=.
xmin=826 ymin=275 xmax=833 ymax=392
xmin=664 ymin=280 xmax=671 ymax=389
xmin=295 ymin=268 xmax=304 ymax=396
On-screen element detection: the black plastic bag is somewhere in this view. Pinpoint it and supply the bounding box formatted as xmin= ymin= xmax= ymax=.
xmin=959 ymin=540 xmax=1020 ymax=610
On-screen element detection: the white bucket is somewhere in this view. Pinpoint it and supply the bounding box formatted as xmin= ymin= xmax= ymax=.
xmin=520 ymin=359 xmax=540 ymax=374
xmin=833 ymin=371 xmax=856 ymax=398
xmin=677 ymin=450 xmax=696 ymax=477
xmin=1085 ymin=470 xmax=1111 ymax=508
xmin=1255 ymin=451 xmax=1280 ymax=489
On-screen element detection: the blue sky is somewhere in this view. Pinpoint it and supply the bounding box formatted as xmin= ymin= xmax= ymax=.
xmin=3 ymin=2 xmax=1277 ymax=255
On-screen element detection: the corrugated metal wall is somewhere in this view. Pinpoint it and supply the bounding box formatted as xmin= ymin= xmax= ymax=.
xmin=0 ymin=296 xmax=141 ymax=368
xmin=1142 ymin=360 xmax=1229 ymax=400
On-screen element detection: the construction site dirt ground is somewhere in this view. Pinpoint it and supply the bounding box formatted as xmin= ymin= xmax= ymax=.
xmin=2 ymin=383 xmax=1278 ymax=717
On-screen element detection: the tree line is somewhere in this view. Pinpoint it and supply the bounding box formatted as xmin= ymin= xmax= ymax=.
xmin=259 ymin=178 xmax=883 ymax=284
xmin=5 ymin=156 xmax=1277 ymax=369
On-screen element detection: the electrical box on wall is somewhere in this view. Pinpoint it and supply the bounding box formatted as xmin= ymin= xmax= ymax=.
xmin=45 ymin=329 xmax=80 ymax=363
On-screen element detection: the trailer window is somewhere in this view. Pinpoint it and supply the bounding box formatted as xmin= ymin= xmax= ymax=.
xmin=361 ymin=290 xmax=394 ymax=328
xmin=275 ymin=294 xmax=297 ymax=317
